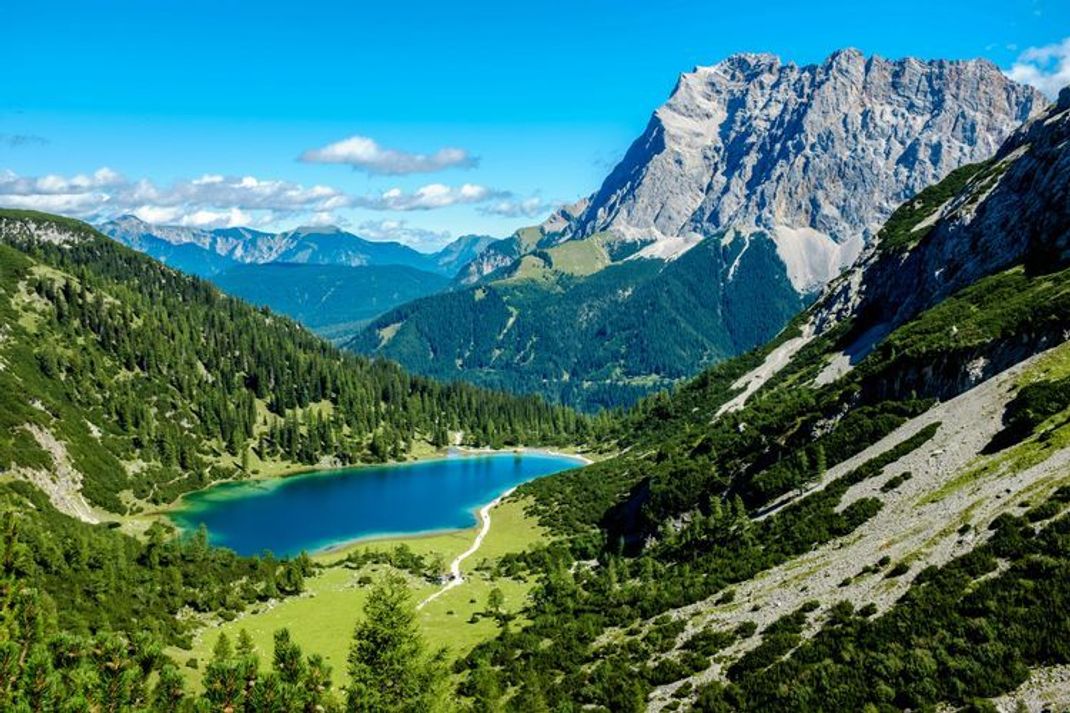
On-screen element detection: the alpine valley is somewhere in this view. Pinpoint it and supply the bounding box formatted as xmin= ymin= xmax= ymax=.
xmin=2 ymin=29 xmax=1070 ymax=713
xmin=348 ymin=50 xmax=1045 ymax=410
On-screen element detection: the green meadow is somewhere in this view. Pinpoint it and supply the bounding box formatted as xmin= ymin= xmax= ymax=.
xmin=175 ymin=496 xmax=546 ymax=689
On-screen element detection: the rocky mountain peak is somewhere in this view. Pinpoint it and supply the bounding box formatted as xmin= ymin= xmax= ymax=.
xmin=565 ymin=48 xmax=1047 ymax=292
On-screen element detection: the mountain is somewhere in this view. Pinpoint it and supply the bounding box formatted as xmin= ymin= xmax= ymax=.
xmin=451 ymin=85 xmax=1070 ymax=711
xmin=566 ymin=49 xmax=1043 ymax=277
xmin=98 ymin=215 xmax=495 ymax=278
xmin=270 ymin=224 xmax=442 ymax=272
xmin=350 ymin=50 xmax=1046 ymax=410
xmin=97 ymin=216 xmax=496 ymax=340
xmin=98 ymin=215 xmax=285 ymax=276
xmin=213 ymin=262 xmax=449 ymax=343
xmin=453 ymin=199 xmax=590 ymax=285
xmin=432 ymin=233 xmax=498 ymax=276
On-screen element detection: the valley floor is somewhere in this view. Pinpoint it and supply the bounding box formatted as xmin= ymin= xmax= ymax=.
xmin=172 ymin=494 xmax=547 ymax=690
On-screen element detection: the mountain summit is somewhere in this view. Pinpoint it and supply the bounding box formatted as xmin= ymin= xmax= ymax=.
xmin=565 ymin=48 xmax=1045 ymax=289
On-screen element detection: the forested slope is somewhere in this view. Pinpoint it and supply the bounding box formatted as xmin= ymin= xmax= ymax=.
xmin=0 ymin=209 xmax=600 ymax=711
xmin=348 ymin=233 xmax=802 ymax=412
xmin=447 ymin=90 xmax=1070 ymax=711
xmin=0 ymin=209 xmax=594 ymax=519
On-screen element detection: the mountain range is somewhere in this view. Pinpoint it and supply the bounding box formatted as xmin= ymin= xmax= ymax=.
xmin=1 ymin=81 xmax=1069 ymax=712
xmin=99 ymin=215 xmax=492 ymax=278
xmin=98 ymin=215 xmax=494 ymax=340
xmin=348 ymin=50 xmax=1046 ymax=410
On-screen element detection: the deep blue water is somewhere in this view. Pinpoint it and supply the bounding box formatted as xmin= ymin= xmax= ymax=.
xmin=169 ymin=452 xmax=582 ymax=557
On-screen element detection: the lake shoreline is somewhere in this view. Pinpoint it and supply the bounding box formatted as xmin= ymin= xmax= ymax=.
xmin=166 ymin=448 xmax=589 ymax=558
xmin=148 ymin=444 xmax=592 ymax=520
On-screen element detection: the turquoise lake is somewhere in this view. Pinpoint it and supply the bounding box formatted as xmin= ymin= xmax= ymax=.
xmin=169 ymin=452 xmax=583 ymax=557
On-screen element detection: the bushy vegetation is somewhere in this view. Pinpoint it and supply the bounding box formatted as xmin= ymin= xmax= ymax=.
xmin=0 ymin=482 xmax=306 ymax=648
xmin=986 ymin=374 xmax=1070 ymax=452
xmin=453 ymin=259 xmax=1070 ymax=710
xmin=694 ymin=492 xmax=1070 ymax=711
xmin=0 ymin=510 xmax=447 ymax=713
xmin=876 ymin=160 xmax=990 ymax=254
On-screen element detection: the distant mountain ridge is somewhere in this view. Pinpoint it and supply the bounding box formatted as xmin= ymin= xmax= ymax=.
xmin=349 ymin=49 xmax=1047 ymax=410
xmin=97 ymin=215 xmax=495 ymax=341
xmin=98 ymin=215 xmax=492 ymax=278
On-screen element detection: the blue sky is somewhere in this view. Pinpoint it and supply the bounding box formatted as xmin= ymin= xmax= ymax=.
xmin=1 ymin=0 xmax=1068 ymax=249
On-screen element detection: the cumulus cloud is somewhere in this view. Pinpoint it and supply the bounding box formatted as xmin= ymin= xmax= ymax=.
xmin=352 ymin=183 xmax=507 ymax=211
xmin=478 ymin=195 xmax=553 ymax=219
xmin=1007 ymin=36 xmax=1070 ymax=98
xmin=0 ymin=133 xmax=49 ymax=148
xmin=0 ymin=166 xmax=519 ymax=231
xmin=0 ymin=167 xmax=349 ymax=228
xmin=356 ymin=219 xmax=451 ymax=251
xmin=300 ymin=135 xmax=477 ymax=175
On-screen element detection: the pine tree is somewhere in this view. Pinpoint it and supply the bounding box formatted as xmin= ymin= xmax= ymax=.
xmin=345 ymin=573 xmax=451 ymax=712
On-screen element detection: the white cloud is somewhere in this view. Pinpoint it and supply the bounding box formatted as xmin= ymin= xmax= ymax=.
xmin=180 ymin=208 xmax=256 ymax=228
xmin=478 ymin=195 xmax=553 ymax=219
xmin=356 ymin=219 xmax=451 ymax=251
xmin=0 ymin=167 xmax=350 ymax=228
xmin=1007 ymin=36 xmax=1070 ymax=98
xmin=353 ymin=183 xmax=507 ymax=211
xmin=0 ymin=167 xmax=520 ymax=230
xmin=130 ymin=205 xmax=182 ymax=224
xmin=305 ymin=211 xmax=345 ymax=228
xmin=300 ymin=135 xmax=477 ymax=175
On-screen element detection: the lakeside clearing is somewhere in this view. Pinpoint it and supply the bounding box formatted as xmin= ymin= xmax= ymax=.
xmin=175 ymin=492 xmax=548 ymax=690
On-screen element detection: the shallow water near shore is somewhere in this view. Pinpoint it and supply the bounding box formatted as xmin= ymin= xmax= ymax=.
xmin=169 ymin=452 xmax=583 ymax=556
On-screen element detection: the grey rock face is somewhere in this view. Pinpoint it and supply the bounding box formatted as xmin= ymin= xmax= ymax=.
xmin=819 ymin=83 xmax=1070 ymax=335
xmin=568 ymin=48 xmax=1046 ymax=292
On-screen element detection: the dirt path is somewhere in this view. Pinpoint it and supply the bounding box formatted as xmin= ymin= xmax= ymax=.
xmin=417 ymin=487 xmax=516 ymax=610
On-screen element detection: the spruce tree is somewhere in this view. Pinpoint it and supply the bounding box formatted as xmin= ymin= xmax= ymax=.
xmin=345 ymin=573 xmax=450 ymax=712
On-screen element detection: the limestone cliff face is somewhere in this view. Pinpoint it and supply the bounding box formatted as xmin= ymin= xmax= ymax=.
xmin=818 ymin=86 xmax=1070 ymax=337
xmin=568 ymin=49 xmax=1045 ymax=292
